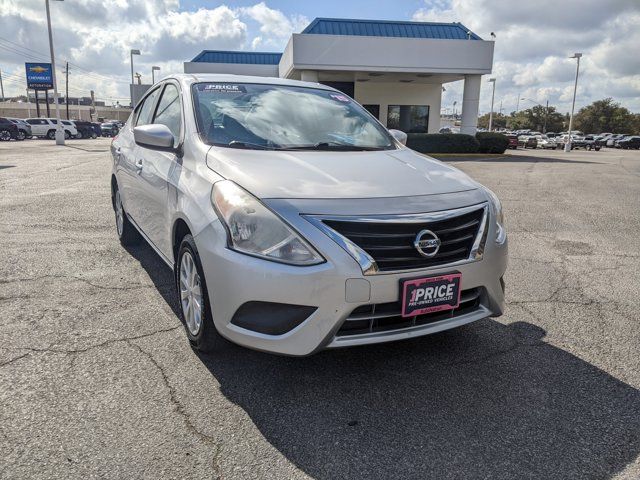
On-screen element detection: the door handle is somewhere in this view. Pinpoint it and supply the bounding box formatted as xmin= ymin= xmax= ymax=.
xmin=135 ymin=158 xmax=143 ymax=171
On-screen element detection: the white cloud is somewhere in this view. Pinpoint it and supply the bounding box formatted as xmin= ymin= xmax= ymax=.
xmin=241 ymin=2 xmax=309 ymax=46
xmin=414 ymin=0 xmax=640 ymax=113
xmin=0 ymin=1 xmax=305 ymax=104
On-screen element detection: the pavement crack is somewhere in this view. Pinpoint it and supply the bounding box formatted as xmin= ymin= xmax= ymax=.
xmin=11 ymin=326 xmax=181 ymax=356
xmin=0 ymin=273 xmax=171 ymax=292
xmin=0 ymin=352 xmax=30 ymax=368
xmin=126 ymin=340 xmax=222 ymax=478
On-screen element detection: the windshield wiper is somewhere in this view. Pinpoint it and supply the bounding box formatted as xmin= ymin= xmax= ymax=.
xmin=281 ymin=142 xmax=388 ymax=151
xmin=226 ymin=141 xmax=277 ymax=150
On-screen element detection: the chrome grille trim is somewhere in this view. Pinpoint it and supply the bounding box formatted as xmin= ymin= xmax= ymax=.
xmin=304 ymin=203 xmax=489 ymax=275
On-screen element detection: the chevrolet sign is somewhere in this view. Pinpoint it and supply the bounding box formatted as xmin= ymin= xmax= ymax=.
xmin=25 ymin=62 xmax=53 ymax=90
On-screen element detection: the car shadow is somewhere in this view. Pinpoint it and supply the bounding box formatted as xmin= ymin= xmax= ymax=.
xmin=0 ymin=165 xmax=15 ymax=170
xmin=129 ymin=235 xmax=640 ymax=479
xmin=123 ymin=242 xmax=181 ymax=317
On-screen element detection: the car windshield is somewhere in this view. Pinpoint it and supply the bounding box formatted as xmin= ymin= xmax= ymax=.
xmin=192 ymin=82 xmax=395 ymax=151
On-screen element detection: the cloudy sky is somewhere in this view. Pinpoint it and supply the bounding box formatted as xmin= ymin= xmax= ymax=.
xmin=1 ymin=0 xmax=638 ymax=113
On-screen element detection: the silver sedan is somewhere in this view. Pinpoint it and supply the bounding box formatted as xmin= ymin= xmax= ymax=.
xmin=110 ymin=74 xmax=508 ymax=355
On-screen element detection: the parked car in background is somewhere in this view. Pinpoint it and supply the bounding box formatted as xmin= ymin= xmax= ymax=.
xmin=556 ymin=134 xmax=586 ymax=149
xmin=607 ymin=134 xmax=627 ymax=147
xmin=91 ymin=122 xmax=103 ymax=137
xmin=111 ymin=74 xmax=508 ymax=355
xmin=518 ymin=135 xmax=538 ymax=148
xmin=536 ymin=135 xmax=557 ymax=149
xmin=583 ymin=135 xmax=602 ymax=151
xmin=101 ymin=122 xmax=119 ymax=137
xmin=7 ymin=118 xmax=32 ymax=140
xmin=616 ymin=136 xmax=640 ymax=149
xmin=0 ymin=117 xmax=19 ymax=141
xmin=506 ymin=134 xmax=518 ymax=149
xmin=73 ymin=120 xmax=98 ymax=139
xmin=25 ymin=118 xmax=76 ymax=139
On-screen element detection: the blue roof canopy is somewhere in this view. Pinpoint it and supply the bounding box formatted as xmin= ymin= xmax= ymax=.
xmin=301 ymin=18 xmax=482 ymax=40
xmin=191 ymin=51 xmax=282 ymax=64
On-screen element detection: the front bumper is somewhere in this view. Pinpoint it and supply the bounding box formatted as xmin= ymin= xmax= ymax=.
xmin=194 ymin=208 xmax=507 ymax=356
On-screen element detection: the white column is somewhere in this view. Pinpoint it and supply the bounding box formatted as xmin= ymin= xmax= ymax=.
xmin=460 ymin=74 xmax=482 ymax=135
xmin=300 ymin=70 xmax=318 ymax=82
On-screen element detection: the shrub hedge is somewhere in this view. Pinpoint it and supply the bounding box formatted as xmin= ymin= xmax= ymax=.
xmin=475 ymin=132 xmax=510 ymax=154
xmin=406 ymin=133 xmax=480 ymax=154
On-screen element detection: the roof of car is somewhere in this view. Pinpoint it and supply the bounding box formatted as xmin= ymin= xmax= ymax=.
xmin=167 ymin=73 xmax=338 ymax=91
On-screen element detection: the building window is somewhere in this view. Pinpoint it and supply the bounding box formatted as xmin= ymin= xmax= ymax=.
xmin=387 ymin=105 xmax=430 ymax=133
xmin=363 ymin=104 xmax=380 ymax=120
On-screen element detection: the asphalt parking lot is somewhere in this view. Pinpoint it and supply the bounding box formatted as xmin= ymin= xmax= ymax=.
xmin=1 ymin=138 xmax=639 ymax=479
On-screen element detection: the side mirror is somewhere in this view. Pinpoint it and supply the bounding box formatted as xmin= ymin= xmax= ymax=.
xmin=133 ymin=124 xmax=175 ymax=152
xmin=389 ymin=129 xmax=407 ymax=145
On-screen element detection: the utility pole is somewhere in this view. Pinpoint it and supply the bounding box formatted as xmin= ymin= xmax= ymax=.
xmin=543 ymin=99 xmax=549 ymax=133
xmin=134 ymin=72 xmax=142 ymax=85
xmin=45 ymin=0 xmax=65 ymax=145
xmin=565 ymin=53 xmax=582 ymax=152
xmin=0 ymin=69 xmax=4 ymax=102
xmin=488 ymin=78 xmax=496 ymax=131
xmin=63 ymin=61 xmax=69 ymax=119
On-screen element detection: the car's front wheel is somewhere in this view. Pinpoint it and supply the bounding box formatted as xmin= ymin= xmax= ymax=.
xmin=75 ymin=131 xmax=83 ymax=139
xmin=176 ymin=235 xmax=222 ymax=352
xmin=113 ymin=186 xmax=140 ymax=246
xmin=16 ymin=130 xmax=26 ymax=141
xmin=0 ymin=129 xmax=11 ymax=141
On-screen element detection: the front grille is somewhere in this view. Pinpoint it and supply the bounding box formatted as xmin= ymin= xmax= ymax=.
xmin=337 ymin=288 xmax=482 ymax=337
xmin=322 ymin=207 xmax=485 ymax=272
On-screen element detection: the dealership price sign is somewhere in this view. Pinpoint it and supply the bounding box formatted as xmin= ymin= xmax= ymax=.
xmin=25 ymin=63 xmax=53 ymax=90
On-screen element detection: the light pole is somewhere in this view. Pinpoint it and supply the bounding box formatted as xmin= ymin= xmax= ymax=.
xmin=45 ymin=0 xmax=65 ymax=145
xmin=130 ymin=49 xmax=140 ymax=106
xmin=565 ymin=53 xmax=582 ymax=152
xmin=488 ymin=78 xmax=496 ymax=131
xmin=152 ymin=66 xmax=160 ymax=84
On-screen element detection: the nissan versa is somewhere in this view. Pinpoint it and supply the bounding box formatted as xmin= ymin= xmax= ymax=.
xmin=110 ymin=74 xmax=508 ymax=356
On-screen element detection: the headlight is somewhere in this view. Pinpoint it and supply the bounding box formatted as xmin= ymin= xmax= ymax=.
xmin=485 ymin=188 xmax=507 ymax=244
xmin=211 ymin=180 xmax=324 ymax=265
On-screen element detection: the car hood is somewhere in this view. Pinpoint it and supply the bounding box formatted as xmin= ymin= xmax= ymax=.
xmin=205 ymin=147 xmax=480 ymax=199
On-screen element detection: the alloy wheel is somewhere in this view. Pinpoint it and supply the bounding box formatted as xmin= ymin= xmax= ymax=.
xmin=17 ymin=130 xmax=26 ymax=140
xmin=0 ymin=130 xmax=10 ymax=141
xmin=179 ymin=251 xmax=203 ymax=336
xmin=114 ymin=190 xmax=124 ymax=237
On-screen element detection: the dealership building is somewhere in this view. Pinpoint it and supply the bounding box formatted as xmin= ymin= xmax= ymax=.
xmin=184 ymin=18 xmax=494 ymax=134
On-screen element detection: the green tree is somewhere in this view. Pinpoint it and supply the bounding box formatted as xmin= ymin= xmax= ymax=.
xmin=478 ymin=112 xmax=507 ymax=130
xmin=574 ymin=98 xmax=634 ymax=134
xmin=503 ymin=105 xmax=565 ymax=132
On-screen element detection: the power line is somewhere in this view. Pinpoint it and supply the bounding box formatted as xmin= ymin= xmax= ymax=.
xmin=0 ymin=36 xmax=130 ymax=85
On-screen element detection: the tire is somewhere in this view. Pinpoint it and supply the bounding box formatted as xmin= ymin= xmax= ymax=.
xmin=47 ymin=129 xmax=56 ymax=140
xmin=176 ymin=234 xmax=222 ymax=352
xmin=16 ymin=130 xmax=26 ymax=141
xmin=0 ymin=129 xmax=12 ymax=141
xmin=75 ymin=131 xmax=83 ymax=139
xmin=64 ymin=130 xmax=70 ymax=140
xmin=91 ymin=132 xmax=97 ymax=139
xmin=113 ymin=186 xmax=141 ymax=246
